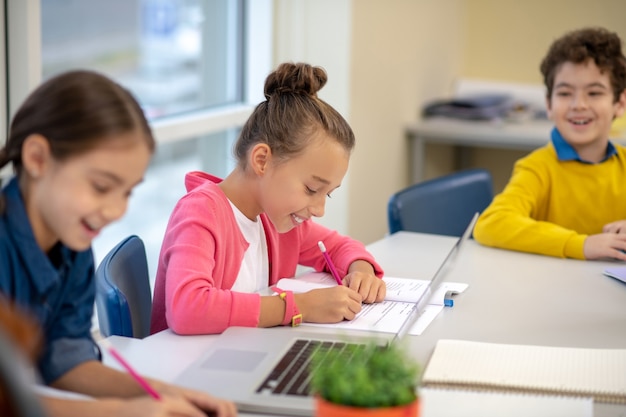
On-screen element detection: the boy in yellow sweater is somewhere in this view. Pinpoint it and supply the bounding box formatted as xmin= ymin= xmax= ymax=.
xmin=474 ymin=27 xmax=626 ymax=260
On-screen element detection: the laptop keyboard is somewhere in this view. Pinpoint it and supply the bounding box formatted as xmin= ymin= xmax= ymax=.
xmin=255 ymin=338 xmax=365 ymax=397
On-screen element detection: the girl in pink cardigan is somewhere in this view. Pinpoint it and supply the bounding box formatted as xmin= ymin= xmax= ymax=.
xmin=151 ymin=62 xmax=386 ymax=335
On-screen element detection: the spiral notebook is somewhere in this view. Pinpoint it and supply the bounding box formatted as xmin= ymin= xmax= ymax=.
xmin=422 ymin=339 xmax=626 ymax=404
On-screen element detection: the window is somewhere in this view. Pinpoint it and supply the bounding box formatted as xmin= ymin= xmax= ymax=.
xmin=5 ymin=0 xmax=272 ymax=278
xmin=40 ymin=0 xmax=244 ymax=118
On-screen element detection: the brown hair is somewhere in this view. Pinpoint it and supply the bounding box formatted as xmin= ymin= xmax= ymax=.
xmin=234 ymin=62 xmax=355 ymax=168
xmin=0 ymin=69 xmax=155 ymax=212
xmin=0 ymin=299 xmax=42 ymax=417
xmin=540 ymin=27 xmax=626 ymax=102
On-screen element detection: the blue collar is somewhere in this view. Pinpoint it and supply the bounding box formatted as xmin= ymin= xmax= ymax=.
xmin=3 ymin=177 xmax=71 ymax=295
xmin=550 ymin=127 xmax=617 ymax=163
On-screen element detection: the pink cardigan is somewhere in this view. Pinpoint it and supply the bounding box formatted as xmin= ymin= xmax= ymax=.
xmin=150 ymin=171 xmax=383 ymax=335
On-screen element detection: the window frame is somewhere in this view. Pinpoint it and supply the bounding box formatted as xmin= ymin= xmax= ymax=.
xmin=2 ymin=0 xmax=273 ymax=147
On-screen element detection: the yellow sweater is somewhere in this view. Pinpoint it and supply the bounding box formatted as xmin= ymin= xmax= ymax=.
xmin=474 ymin=144 xmax=626 ymax=259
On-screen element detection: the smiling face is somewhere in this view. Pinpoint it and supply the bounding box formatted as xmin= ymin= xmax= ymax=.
xmin=257 ymin=132 xmax=350 ymax=233
xmin=22 ymin=132 xmax=151 ymax=252
xmin=547 ymin=60 xmax=626 ymax=162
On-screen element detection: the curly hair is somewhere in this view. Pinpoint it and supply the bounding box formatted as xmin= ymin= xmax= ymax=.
xmin=540 ymin=27 xmax=626 ymax=102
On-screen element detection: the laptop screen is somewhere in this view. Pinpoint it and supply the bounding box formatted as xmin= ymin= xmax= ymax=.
xmin=393 ymin=212 xmax=478 ymax=342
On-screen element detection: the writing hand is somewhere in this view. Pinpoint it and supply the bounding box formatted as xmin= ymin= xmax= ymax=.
xmin=294 ymin=286 xmax=362 ymax=323
xmin=153 ymin=382 xmax=237 ymax=417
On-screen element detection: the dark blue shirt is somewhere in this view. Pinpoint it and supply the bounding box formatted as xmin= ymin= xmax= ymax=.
xmin=0 ymin=177 xmax=99 ymax=384
xmin=551 ymin=127 xmax=617 ymax=163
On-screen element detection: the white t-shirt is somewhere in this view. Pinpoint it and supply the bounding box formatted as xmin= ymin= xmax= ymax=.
xmin=228 ymin=200 xmax=269 ymax=293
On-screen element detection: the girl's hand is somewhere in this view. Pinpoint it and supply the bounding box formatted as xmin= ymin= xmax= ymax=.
xmin=344 ymin=260 xmax=386 ymax=303
xmin=295 ymin=286 xmax=363 ymax=323
xmin=152 ymin=382 xmax=238 ymax=417
xmin=119 ymin=395 xmax=214 ymax=417
xmin=42 ymin=394 xmax=236 ymax=417
xmin=343 ymin=270 xmax=386 ymax=303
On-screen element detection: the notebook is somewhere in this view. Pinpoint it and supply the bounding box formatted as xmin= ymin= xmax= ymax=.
xmin=603 ymin=267 xmax=626 ymax=285
xmin=422 ymin=339 xmax=626 ymax=404
xmin=173 ymin=214 xmax=478 ymax=416
xmin=420 ymin=388 xmax=593 ymax=417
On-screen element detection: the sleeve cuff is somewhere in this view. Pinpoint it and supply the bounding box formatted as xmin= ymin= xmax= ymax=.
xmin=39 ymin=337 xmax=99 ymax=384
xmin=563 ymin=234 xmax=587 ymax=260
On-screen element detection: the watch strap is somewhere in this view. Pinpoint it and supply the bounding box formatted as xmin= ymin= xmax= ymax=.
xmin=273 ymin=287 xmax=302 ymax=327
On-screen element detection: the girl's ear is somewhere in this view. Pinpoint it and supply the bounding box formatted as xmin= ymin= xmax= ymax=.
xmin=249 ymin=143 xmax=271 ymax=176
xmin=21 ymin=134 xmax=51 ymax=179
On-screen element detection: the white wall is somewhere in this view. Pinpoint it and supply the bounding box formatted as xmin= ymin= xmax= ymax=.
xmin=348 ymin=1 xmax=466 ymax=243
xmin=273 ymin=0 xmax=353 ymax=234
xmin=273 ymin=1 xmax=467 ymax=244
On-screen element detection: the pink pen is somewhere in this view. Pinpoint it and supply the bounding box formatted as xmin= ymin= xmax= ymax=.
xmin=317 ymin=241 xmax=343 ymax=285
xmin=100 ymin=339 xmax=161 ymax=400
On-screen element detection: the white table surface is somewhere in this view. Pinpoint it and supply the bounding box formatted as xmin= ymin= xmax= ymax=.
xmin=103 ymin=232 xmax=626 ymax=416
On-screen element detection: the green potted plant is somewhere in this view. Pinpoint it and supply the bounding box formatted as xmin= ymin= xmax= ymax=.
xmin=309 ymin=341 xmax=420 ymax=417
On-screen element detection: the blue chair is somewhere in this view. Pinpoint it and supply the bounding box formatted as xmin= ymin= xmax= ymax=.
xmin=387 ymin=168 xmax=494 ymax=237
xmin=95 ymin=235 xmax=152 ymax=339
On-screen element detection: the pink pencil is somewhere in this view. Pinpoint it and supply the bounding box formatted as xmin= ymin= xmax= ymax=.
xmin=100 ymin=339 xmax=161 ymax=400
xmin=317 ymin=241 xmax=343 ymax=285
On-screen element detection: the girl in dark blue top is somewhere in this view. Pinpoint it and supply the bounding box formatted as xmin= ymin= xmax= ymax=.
xmin=0 ymin=70 xmax=236 ymax=417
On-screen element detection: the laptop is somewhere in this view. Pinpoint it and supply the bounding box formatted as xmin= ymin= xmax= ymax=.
xmin=173 ymin=213 xmax=479 ymax=416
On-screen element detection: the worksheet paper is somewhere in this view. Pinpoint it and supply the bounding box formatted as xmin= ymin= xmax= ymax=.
xmin=275 ymin=273 xmax=468 ymax=335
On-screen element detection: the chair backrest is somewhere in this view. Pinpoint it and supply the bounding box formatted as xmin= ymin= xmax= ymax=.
xmin=95 ymin=235 xmax=152 ymax=339
xmin=388 ymin=168 xmax=494 ymax=237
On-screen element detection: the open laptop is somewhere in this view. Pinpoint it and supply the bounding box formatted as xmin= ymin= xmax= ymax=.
xmin=173 ymin=213 xmax=479 ymax=416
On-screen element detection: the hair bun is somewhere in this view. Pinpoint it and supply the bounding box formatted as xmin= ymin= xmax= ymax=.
xmin=264 ymin=62 xmax=328 ymax=100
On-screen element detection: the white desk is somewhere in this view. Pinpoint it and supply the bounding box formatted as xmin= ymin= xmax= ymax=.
xmin=407 ymin=117 xmax=626 ymax=183
xmin=104 ymin=232 xmax=626 ymax=416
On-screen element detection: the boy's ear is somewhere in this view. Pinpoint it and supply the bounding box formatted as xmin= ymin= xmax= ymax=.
xmin=545 ymin=96 xmax=554 ymax=120
xmin=21 ymin=134 xmax=51 ymax=179
xmin=614 ymin=89 xmax=626 ymax=118
xmin=249 ymin=143 xmax=271 ymax=176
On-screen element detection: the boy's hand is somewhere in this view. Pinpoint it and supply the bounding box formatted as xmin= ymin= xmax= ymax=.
xmin=584 ymin=233 xmax=626 ymax=261
xmin=603 ymin=220 xmax=626 ymax=234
